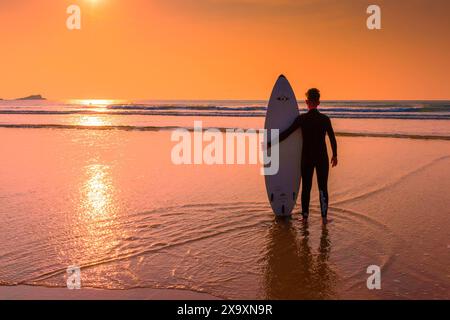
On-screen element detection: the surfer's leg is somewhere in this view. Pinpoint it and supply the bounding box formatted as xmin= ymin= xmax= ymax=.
xmin=316 ymin=159 xmax=329 ymax=218
xmin=301 ymin=162 xmax=314 ymax=217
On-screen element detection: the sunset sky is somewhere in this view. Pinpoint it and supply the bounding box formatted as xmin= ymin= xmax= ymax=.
xmin=0 ymin=0 xmax=449 ymax=100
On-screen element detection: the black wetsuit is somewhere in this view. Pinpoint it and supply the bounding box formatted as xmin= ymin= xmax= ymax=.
xmin=279 ymin=109 xmax=337 ymax=217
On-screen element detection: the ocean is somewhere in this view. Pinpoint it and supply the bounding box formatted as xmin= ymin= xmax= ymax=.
xmin=0 ymin=100 xmax=449 ymax=138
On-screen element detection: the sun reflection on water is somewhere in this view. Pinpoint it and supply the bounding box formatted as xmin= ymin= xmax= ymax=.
xmin=74 ymin=163 xmax=124 ymax=273
xmin=69 ymin=99 xmax=121 ymax=127
xmin=83 ymin=164 xmax=114 ymax=219
xmin=70 ymin=99 xmax=119 ymax=107
xmin=77 ymin=115 xmax=112 ymax=127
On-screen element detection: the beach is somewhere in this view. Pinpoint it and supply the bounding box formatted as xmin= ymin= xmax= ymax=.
xmin=1 ymin=110 xmax=449 ymax=299
xmin=0 ymin=285 xmax=219 ymax=300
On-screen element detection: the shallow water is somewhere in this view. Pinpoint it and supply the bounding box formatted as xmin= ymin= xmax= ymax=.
xmin=0 ymin=128 xmax=448 ymax=299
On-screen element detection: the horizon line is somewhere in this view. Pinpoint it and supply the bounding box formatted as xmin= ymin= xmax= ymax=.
xmin=1 ymin=97 xmax=450 ymax=102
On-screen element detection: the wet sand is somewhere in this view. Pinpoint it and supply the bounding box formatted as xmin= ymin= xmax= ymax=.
xmin=0 ymin=128 xmax=449 ymax=299
xmin=0 ymin=285 xmax=219 ymax=300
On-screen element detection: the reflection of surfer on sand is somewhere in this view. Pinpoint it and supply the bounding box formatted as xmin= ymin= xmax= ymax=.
xmin=263 ymin=218 xmax=337 ymax=299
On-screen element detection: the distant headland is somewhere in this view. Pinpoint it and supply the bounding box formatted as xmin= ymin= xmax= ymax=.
xmin=15 ymin=95 xmax=46 ymax=101
xmin=0 ymin=95 xmax=47 ymax=101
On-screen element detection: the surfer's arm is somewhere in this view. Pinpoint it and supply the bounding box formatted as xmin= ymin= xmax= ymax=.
xmin=266 ymin=116 xmax=301 ymax=149
xmin=326 ymin=118 xmax=338 ymax=158
xmin=277 ymin=116 xmax=302 ymax=144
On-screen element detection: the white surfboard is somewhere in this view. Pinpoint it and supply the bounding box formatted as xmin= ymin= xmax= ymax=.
xmin=264 ymin=75 xmax=302 ymax=216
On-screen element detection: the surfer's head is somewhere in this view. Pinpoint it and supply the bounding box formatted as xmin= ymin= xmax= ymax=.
xmin=305 ymin=88 xmax=320 ymax=110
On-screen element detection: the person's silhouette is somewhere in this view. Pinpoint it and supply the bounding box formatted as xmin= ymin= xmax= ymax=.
xmin=275 ymin=88 xmax=338 ymax=224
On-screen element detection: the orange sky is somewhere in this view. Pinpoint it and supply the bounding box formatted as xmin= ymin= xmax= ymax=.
xmin=0 ymin=0 xmax=449 ymax=100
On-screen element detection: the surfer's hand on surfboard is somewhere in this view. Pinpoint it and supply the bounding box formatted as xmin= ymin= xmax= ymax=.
xmin=331 ymin=156 xmax=338 ymax=167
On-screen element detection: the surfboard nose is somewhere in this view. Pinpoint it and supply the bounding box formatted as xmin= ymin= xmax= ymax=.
xmin=279 ymin=74 xmax=286 ymax=79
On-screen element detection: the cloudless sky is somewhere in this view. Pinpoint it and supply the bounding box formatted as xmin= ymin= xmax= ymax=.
xmin=0 ymin=0 xmax=449 ymax=100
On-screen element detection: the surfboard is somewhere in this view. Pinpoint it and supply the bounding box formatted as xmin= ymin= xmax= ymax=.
xmin=264 ymin=75 xmax=302 ymax=216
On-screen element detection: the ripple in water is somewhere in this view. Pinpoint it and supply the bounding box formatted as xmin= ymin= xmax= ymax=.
xmin=15 ymin=200 xmax=409 ymax=299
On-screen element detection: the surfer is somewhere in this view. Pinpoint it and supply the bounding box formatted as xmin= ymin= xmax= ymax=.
xmin=270 ymin=88 xmax=338 ymax=224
